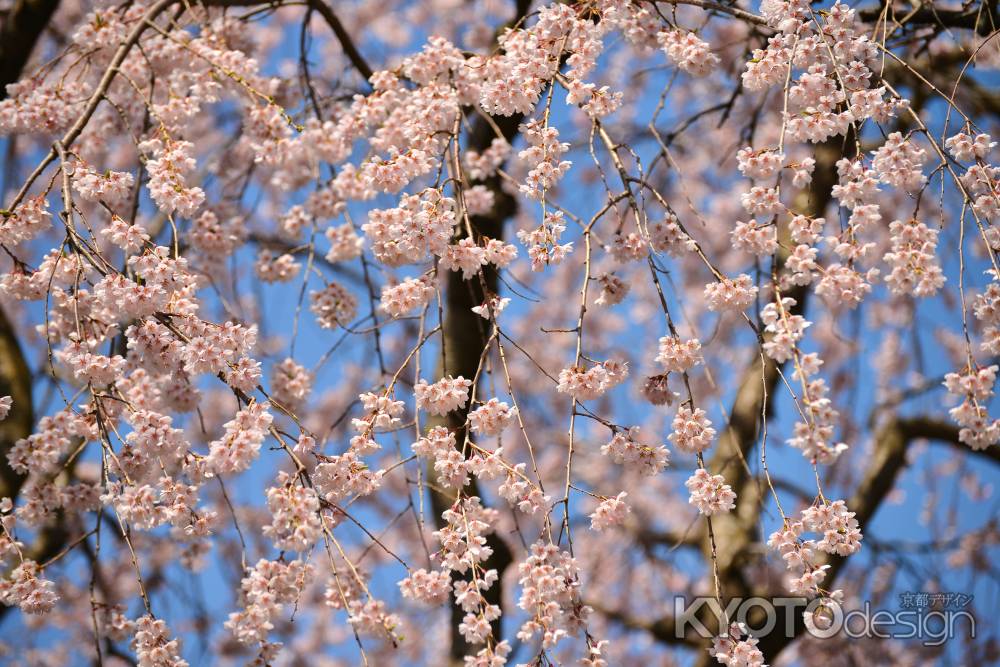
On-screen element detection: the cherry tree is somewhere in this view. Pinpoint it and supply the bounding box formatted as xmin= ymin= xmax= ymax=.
xmin=0 ymin=0 xmax=997 ymax=664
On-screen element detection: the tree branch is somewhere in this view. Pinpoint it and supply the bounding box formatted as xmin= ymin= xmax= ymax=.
xmin=305 ymin=0 xmax=373 ymax=81
xmin=0 ymin=306 xmax=32 ymax=500
xmin=593 ymin=603 xmax=706 ymax=649
xmin=859 ymin=2 xmax=1000 ymax=37
xmin=202 ymin=0 xmax=374 ymax=82
xmin=755 ymin=415 xmax=987 ymax=660
xmin=0 ymin=0 xmax=60 ymax=99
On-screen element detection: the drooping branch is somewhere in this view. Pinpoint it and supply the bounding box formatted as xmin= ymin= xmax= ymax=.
xmin=424 ymin=111 xmax=519 ymax=659
xmin=697 ymin=137 xmax=846 ymax=642
xmin=755 ymin=415 xmax=992 ymax=660
xmin=421 ymin=4 xmax=534 ymax=660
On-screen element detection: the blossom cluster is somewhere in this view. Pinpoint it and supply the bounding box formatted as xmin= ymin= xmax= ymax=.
xmin=944 ymin=365 xmax=1000 ymax=450
xmin=684 ymin=468 xmax=736 ymax=516
xmin=415 ymin=375 xmax=472 ymax=416
xmin=557 ymin=360 xmax=628 ymax=402
xmin=601 ymin=426 xmax=670 ymax=476
xmin=768 ymin=499 xmax=862 ymax=599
